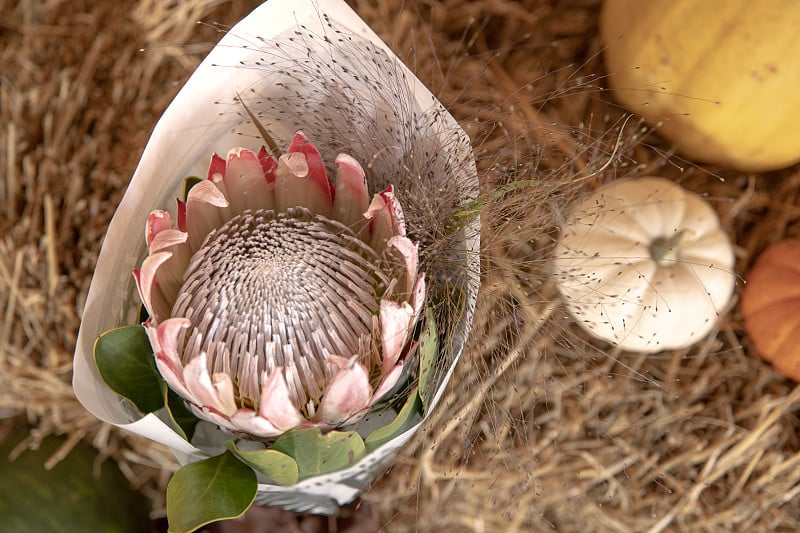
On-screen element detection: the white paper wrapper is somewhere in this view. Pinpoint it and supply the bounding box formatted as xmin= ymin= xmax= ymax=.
xmin=73 ymin=0 xmax=479 ymax=514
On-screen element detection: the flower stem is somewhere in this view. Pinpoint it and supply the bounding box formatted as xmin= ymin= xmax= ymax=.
xmin=649 ymin=230 xmax=694 ymax=266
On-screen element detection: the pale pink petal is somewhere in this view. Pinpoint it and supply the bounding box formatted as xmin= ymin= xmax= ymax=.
xmin=183 ymin=355 xmax=218 ymax=408
xmin=288 ymin=131 xmax=334 ymax=201
xmin=364 ymin=193 xmax=393 ymax=252
xmin=145 ymin=210 xmax=174 ymax=248
xmin=274 ymin=152 xmax=307 ymax=211
xmin=229 ymin=409 xmax=283 ymax=437
xmin=223 ymin=147 xmax=274 ymax=213
xmin=183 ymin=353 xmax=237 ymax=417
xmin=257 ymin=367 xmax=305 ymax=431
xmin=332 ymin=153 xmax=369 ymax=229
xmin=274 ymin=152 xmax=332 ymax=216
xmin=316 ymin=361 xmax=372 ymax=425
xmin=210 ymin=172 xmax=228 ymax=197
xmin=280 ymin=152 xmax=309 ymax=177
xmin=271 ymin=132 xmax=333 ymax=216
xmin=210 ymin=372 xmax=238 ymax=415
xmin=148 ymin=228 xmax=188 ymax=253
xmin=143 ymin=320 xmax=163 ymax=356
xmin=386 ymin=236 xmax=419 ymax=295
xmin=364 ymin=186 xmax=405 ymax=251
xmin=380 ymin=299 xmax=414 ymax=372
xmin=380 ymin=185 xmax=406 ymax=236
xmin=148 ymin=242 xmax=192 ymax=294
xmin=146 ymin=230 xmax=190 ymax=306
xmin=147 ymin=318 xmax=192 ymax=400
xmin=190 ymin=403 xmax=236 ymax=432
xmin=371 ymin=364 xmax=404 ymax=403
xmin=189 ymin=176 xmax=230 ymax=207
xmin=155 ymin=318 xmax=190 ymax=365
xmin=133 ymin=251 xmax=173 ymax=322
xmin=186 ymin=179 xmax=230 ymax=252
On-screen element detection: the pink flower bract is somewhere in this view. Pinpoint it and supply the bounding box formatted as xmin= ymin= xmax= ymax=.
xmin=134 ymin=132 xmax=425 ymax=438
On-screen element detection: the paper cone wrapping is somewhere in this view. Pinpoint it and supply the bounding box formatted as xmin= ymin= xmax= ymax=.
xmin=73 ymin=0 xmax=479 ymax=514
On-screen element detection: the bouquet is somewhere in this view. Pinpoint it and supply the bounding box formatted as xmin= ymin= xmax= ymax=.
xmin=73 ymin=0 xmax=479 ymax=530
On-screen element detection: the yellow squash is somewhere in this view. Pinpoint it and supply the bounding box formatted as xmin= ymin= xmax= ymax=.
xmin=601 ymin=0 xmax=800 ymax=172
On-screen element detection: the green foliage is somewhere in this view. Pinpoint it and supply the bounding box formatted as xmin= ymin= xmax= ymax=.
xmin=365 ymin=388 xmax=422 ymax=451
xmin=272 ymin=428 xmax=366 ymax=481
xmin=163 ymin=383 xmax=198 ymax=442
xmin=166 ymin=452 xmax=257 ymax=533
xmin=225 ymin=441 xmax=299 ymax=486
xmin=418 ymin=307 xmax=440 ymax=413
xmin=94 ymin=325 xmax=163 ymax=414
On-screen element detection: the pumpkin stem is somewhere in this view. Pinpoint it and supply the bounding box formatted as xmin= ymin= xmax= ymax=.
xmin=650 ymin=230 xmax=694 ymax=266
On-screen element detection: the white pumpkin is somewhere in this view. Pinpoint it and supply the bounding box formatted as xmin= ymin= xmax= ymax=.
xmin=552 ymin=176 xmax=735 ymax=353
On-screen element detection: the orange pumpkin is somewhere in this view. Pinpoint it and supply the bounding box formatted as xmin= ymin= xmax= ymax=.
xmin=742 ymin=240 xmax=800 ymax=380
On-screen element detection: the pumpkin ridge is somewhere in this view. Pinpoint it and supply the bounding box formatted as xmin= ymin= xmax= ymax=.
xmin=742 ymin=292 xmax=800 ymax=317
xmin=744 ymin=301 xmax=800 ymax=354
xmin=772 ymin=326 xmax=800 ymax=381
xmin=758 ymin=248 xmax=800 ymax=274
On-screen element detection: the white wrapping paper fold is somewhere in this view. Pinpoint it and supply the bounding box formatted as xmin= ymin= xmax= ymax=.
xmin=73 ymin=0 xmax=479 ymax=513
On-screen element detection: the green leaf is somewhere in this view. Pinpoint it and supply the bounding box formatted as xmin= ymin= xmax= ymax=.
xmin=225 ymin=441 xmax=299 ymax=486
xmin=166 ymin=451 xmax=257 ymax=533
xmin=162 ymin=383 xmax=199 ymax=442
xmin=272 ymin=428 xmax=366 ymax=480
xmin=365 ymin=388 xmax=423 ymax=451
xmin=183 ymin=176 xmax=203 ymax=200
xmin=418 ymin=307 xmax=440 ymax=414
xmin=94 ymin=325 xmax=163 ymax=414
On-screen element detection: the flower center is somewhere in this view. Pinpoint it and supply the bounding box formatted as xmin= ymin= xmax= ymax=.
xmin=172 ymin=207 xmax=389 ymax=410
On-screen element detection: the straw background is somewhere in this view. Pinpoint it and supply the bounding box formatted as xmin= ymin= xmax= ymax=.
xmin=3 ymin=0 xmax=800 ymax=531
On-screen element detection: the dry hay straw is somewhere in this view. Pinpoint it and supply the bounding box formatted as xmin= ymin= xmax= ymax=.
xmin=2 ymin=0 xmax=800 ymax=531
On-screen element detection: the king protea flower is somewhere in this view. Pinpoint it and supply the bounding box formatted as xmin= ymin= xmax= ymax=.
xmin=134 ymin=131 xmax=425 ymax=438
